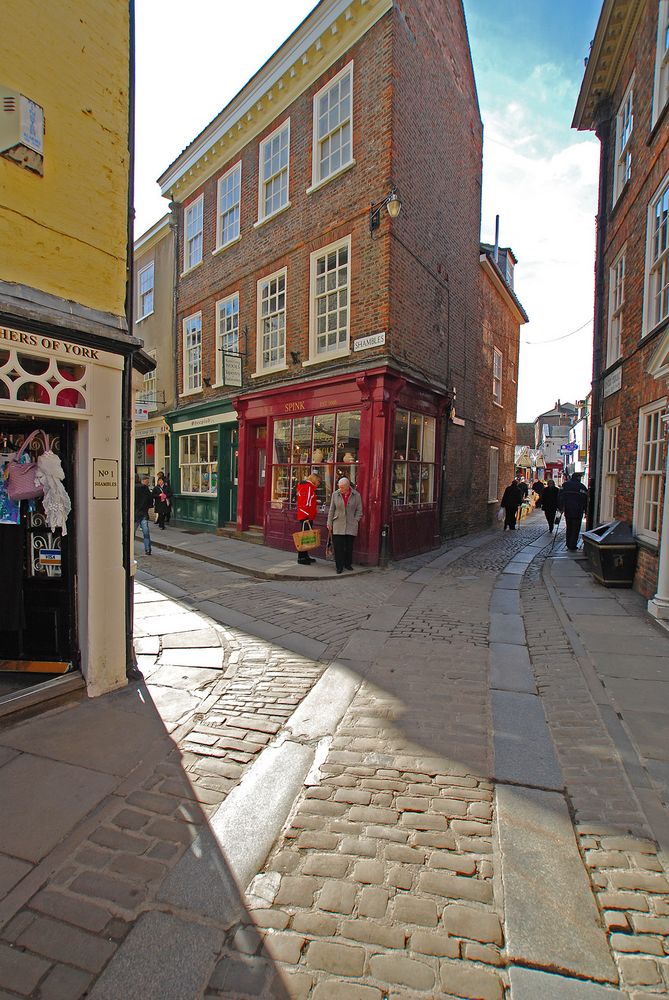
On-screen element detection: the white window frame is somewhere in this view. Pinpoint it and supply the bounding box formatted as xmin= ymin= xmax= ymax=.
xmin=633 ymin=399 xmax=667 ymax=544
xmin=310 ymin=61 xmax=354 ymax=190
xmin=600 ymin=418 xmax=620 ymax=522
xmin=612 ymin=78 xmax=633 ymax=205
xmin=137 ymin=261 xmax=154 ymax=321
xmin=182 ymin=312 xmax=202 ymax=394
xmin=184 ymin=195 xmax=204 ymax=272
xmin=607 ymin=248 xmax=625 ymax=365
xmin=140 ymin=349 xmax=157 ymax=412
xmin=652 ymin=0 xmax=669 ymax=127
xmin=216 ymin=162 xmax=241 ymax=251
xmin=643 ymin=172 xmax=669 ymax=336
xmin=307 ymin=235 xmax=351 ymax=362
xmin=256 ymin=268 xmax=287 ymax=373
xmin=179 ymin=431 xmax=218 ymax=496
xmin=257 ymin=120 xmax=290 ymax=224
xmin=215 ymin=293 xmax=240 ymax=385
xmin=493 ymin=348 xmax=503 ymax=405
xmin=488 ymin=446 xmax=499 ymax=502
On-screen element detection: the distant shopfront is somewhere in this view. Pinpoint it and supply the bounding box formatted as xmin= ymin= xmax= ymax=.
xmin=166 ymin=399 xmax=238 ymax=530
xmin=134 ymin=415 xmax=170 ymax=484
xmin=234 ymin=367 xmax=447 ymax=563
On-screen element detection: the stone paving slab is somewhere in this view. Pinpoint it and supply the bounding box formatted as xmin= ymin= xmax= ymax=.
xmin=88 ymin=911 xmax=223 ymax=1000
xmin=489 ymin=643 xmax=536 ymax=694
xmin=489 ymin=612 xmax=525 ymax=645
xmin=492 ymin=691 xmax=562 ymax=790
xmin=508 ymin=967 xmax=628 ymax=999
xmin=590 ymin=651 xmax=669 ymax=681
xmin=497 ymin=785 xmax=618 ymax=983
xmin=490 ymin=589 xmax=521 ymax=615
xmin=604 ymin=677 xmax=669 ymax=716
xmin=156 ymin=647 xmax=225 ymax=669
xmin=287 ymin=663 xmax=362 ymax=741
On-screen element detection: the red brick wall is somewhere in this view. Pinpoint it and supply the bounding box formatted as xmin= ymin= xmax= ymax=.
xmin=388 ymin=0 xmax=484 ymax=536
xmin=174 ymin=15 xmax=395 ymax=400
xmin=596 ymin=0 xmax=669 ymax=596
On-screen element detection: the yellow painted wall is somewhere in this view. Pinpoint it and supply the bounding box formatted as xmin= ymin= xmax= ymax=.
xmin=0 ymin=2 xmax=129 ymax=316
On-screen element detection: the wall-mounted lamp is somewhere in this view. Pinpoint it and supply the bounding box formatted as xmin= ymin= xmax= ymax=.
xmin=290 ymin=350 xmax=302 ymax=365
xmin=370 ymin=187 xmax=402 ymax=233
xmin=203 ymin=376 xmax=211 ymax=387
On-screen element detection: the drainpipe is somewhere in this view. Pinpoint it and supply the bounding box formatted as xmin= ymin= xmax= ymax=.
xmin=124 ymin=0 xmax=141 ymax=680
xmin=587 ymin=107 xmax=611 ymax=530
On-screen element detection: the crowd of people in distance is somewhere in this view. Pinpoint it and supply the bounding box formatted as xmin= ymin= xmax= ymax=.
xmin=500 ymin=472 xmax=588 ymax=551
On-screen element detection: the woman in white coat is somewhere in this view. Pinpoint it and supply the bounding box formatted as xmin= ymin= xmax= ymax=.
xmin=327 ymin=477 xmax=363 ymax=574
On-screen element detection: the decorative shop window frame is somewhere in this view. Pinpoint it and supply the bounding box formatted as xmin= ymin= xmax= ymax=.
xmin=0 ymin=347 xmax=90 ymax=414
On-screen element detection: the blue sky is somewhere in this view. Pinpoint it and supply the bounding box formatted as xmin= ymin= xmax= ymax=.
xmin=134 ymin=0 xmax=604 ymax=421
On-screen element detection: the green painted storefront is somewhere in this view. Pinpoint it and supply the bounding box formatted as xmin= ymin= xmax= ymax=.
xmin=166 ymin=400 xmax=238 ymax=532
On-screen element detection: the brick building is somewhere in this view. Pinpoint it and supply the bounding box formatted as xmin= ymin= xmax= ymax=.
xmin=156 ymin=0 xmax=524 ymax=562
xmin=573 ymin=0 xmax=669 ymax=610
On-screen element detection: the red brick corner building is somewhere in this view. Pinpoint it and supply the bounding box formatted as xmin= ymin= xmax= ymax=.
xmin=573 ymin=0 xmax=669 ymax=611
xmin=158 ymin=0 xmax=526 ymax=563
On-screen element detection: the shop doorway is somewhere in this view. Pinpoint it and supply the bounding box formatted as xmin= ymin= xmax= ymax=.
xmin=0 ymin=418 xmax=78 ymax=696
xmin=249 ymin=424 xmax=266 ymax=528
xmin=228 ymin=427 xmax=239 ymax=524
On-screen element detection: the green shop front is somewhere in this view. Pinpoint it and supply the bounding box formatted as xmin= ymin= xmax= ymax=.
xmin=166 ymin=400 xmax=238 ymax=531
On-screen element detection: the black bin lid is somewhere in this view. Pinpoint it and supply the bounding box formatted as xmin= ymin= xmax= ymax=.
xmin=582 ymin=520 xmax=636 ymax=545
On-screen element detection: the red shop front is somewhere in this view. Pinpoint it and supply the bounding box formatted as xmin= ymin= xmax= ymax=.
xmin=233 ymin=367 xmax=449 ymax=564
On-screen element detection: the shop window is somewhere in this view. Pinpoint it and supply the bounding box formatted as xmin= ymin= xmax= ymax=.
xmin=179 ymin=431 xmax=218 ymax=495
xmin=391 ymin=409 xmax=436 ymax=507
xmin=271 ymin=410 xmax=360 ymax=509
xmin=0 ymin=349 xmax=88 ymax=411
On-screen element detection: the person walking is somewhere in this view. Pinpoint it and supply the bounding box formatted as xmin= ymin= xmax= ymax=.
xmin=327 ymin=477 xmax=363 ymax=574
xmin=158 ymin=470 xmax=172 ymax=523
xmin=532 ymin=478 xmax=545 ymax=509
xmin=558 ymin=472 xmax=589 ymax=550
xmin=500 ymin=479 xmax=523 ymax=531
xmin=152 ymin=474 xmax=172 ymax=531
xmin=134 ymin=474 xmax=153 ymax=555
xmin=296 ymin=470 xmax=321 ymax=565
xmin=541 ymin=478 xmax=559 ymax=533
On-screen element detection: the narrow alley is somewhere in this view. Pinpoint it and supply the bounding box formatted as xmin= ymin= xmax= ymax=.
xmin=0 ymin=512 xmax=667 ymax=999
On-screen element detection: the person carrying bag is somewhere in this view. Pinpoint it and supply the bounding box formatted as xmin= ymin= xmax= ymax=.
xmin=294 ymin=470 xmax=321 ymax=565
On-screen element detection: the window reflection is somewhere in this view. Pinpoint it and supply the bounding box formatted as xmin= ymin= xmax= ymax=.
xmin=270 ymin=410 xmax=362 ymax=509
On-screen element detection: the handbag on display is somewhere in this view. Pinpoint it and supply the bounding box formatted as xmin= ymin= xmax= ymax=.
xmin=5 ymin=430 xmax=49 ymax=502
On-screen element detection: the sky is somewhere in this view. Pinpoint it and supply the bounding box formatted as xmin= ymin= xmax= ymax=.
xmin=134 ymin=0 xmax=604 ymax=422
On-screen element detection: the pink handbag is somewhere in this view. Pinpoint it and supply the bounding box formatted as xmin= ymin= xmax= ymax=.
xmin=5 ymin=429 xmax=49 ymax=502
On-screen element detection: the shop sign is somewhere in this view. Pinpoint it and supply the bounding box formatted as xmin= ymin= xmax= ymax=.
xmin=223 ymin=354 xmax=243 ymax=387
xmin=603 ymin=368 xmax=622 ymax=397
xmin=135 ymin=404 xmax=150 ymax=421
xmin=93 ymin=459 xmax=119 ymax=500
xmin=39 ymin=549 xmax=61 ymax=567
xmin=578 ymin=449 xmax=587 ymax=462
xmin=0 ymin=327 xmax=99 ymax=359
xmin=172 ymin=411 xmax=237 ymax=433
xmin=353 ymin=331 xmax=386 ymax=353
xmin=136 ymin=422 xmax=169 ymax=440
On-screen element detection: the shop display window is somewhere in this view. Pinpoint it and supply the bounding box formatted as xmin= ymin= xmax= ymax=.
xmin=179 ymin=431 xmax=218 ymax=495
xmin=0 ymin=350 xmax=88 ymax=410
xmin=271 ymin=410 xmax=360 ymax=509
xmin=391 ymin=409 xmax=436 ymax=507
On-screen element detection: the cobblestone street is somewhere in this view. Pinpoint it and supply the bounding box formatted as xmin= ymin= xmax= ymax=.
xmin=0 ymin=514 xmax=668 ymax=998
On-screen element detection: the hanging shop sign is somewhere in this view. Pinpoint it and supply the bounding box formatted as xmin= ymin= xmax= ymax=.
xmin=223 ymin=354 xmax=243 ymax=387
xmin=93 ymin=459 xmax=119 ymax=500
xmin=134 ymin=404 xmax=150 ymax=422
xmin=353 ymin=331 xmax=386 ymax=353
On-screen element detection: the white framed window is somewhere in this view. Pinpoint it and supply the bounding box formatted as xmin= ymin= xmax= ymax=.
xmin=600 ymin=419 xmax=619 ymax=522
xmin=184 ymin=195 xmax=204 ymax=272
xmin=644 ymin=173 xmax=669 ymax=335
xmin=183 ymin=312 xmax=202 ymax=393
xmin=139 ymin=349 xmax=157 ymax=411
xmin=613 ymin=79 xmax=633 ymax=205
xmin=179 ymin=431 xmax=218 ymax=495
xmin=258 ymin=120 xmax=290 ymax=222
xmin=634 ymin=400 xmax=666 ymax=543
xmin=257 ymin=268 xmax=287 ymax=372
xmin=309 ymin=236 xmax=351 ymax=359
xmin=216 ymin=293 xmax=239 ymax=384
xmin=652 ymin=0 xmax=669 ymax=127
xmin=488 ymin=447 xmax=499 ymax=502
xmin=216 ymin=162 xmax=241 ymax=249
xmin=137 ymin=262 xmax=154 ymax=320
xmin=312 ymin=62 xmax=353 ymax=187
xmin=493 ymin=348 xmax=503 ymax=404
xmin=607 ymin=249 xmax=625 ymax=365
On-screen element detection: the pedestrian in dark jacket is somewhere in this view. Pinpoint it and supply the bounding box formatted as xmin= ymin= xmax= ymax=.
xmin=134 ymin=475 xmax=153 ymax=554
xmin=152 ymin=475 xmax=172 ymax=531
xmin=558 ymin=473 xmax=589 ymax=550
xmin=500 ymin=480 xmax=523 ymax=530
xmin=541 ymin=479 xmax=559 ymax=532
xmin=532 ymin=479 xmax=545 ymax=509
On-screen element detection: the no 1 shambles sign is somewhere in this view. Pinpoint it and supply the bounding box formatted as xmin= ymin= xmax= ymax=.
xmin=93 ymin=459 xmax=119 ymax=500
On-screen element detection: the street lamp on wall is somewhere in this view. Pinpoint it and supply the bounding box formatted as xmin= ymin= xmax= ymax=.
xmin=370 ymin=187 xmax=402 ymax=233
